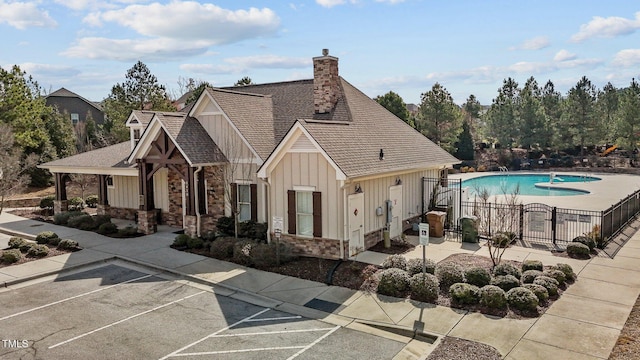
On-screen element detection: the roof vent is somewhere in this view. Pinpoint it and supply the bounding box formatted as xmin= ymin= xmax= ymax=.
xmin=322 ymin=48 xmax=329 ymax=56
xmin=379 ymin=149 xmax=384 ymax=160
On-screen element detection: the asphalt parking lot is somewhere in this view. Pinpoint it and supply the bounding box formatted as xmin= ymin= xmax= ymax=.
xmin=0 ymin=262 xmax=406 ymax=360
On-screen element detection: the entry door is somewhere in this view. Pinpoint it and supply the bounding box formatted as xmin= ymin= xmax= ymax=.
xmin=348 ymin=192 xmax=365 ymax=256
xmin=389 ymin=185 xmax=403 ymax=238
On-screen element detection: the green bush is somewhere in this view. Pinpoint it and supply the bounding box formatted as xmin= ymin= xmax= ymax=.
xmin=57 ymin=239 xmax=80 ymax=250
xmin=19 ymin=242 xmax=34 ymax=253
xmin=409 ymin=273 xmax=439 ymax=303
xmin=85 ymin=195 xmax=99 ymax=208
xmin=521 ymin=270 xmax=543 ymax=284
xmin=172 ymin=234 xmax=191 ymax=247
xmin=187 ymin=236 xmax=204 ymax=249
xmin=382 ymin=254 xmax=407 ymax=270
xmin=449 ymin=283 xmax=480 ymax=305
xmin=68 ymin=197 xmax=84 ymax=211
xmin=209 ymin=237 xmax=237 ymax=259
xmin=117 ymin=226 xmax=139 ymax=237
xmin=216 ymin=216 xmax=235 ymax=235
xmin=566 ymin=242 xmax=590 ymax=258
xmin=506 ymin=287 xmax=539 ymax=311
xmin=479 ymin=285 xmax=507 ymax=309
xmin=201 ymin=231 xmax=218 ymax=242
xmin=377 ymin=268 xmax=410 ymax=297
xmin=93 ymin=215 xmax=111 ymax=227
xmin=464 ymin=266 xmax=492 ymax=287
xmin=1 ymin=249 xmax=21 ymax=263
xmin=493 ymin=262 xmax=522 ymax=278
xmin=521 ymin=260 xmax=543 ymax=272
xmin=553 ymin=263 xmax=576 ymax=282
xmin=406 ymin=258 xmax=436 ymax=276
xmin=216 ymin=217 xmax=268 ymax=242
xmin=8 ymin=237 xmax=27 ymax=249
xmin=39 ymin=195 xmax=55 ymax=210
xmin=572 ymin=235 xmax=596 ymax=251
xmin=97 ymin=222 xmax=118 ymax=235
xmin=490 ymin=275 xmax=521 ymax=292
xmin=533 ymin=276 xmax=559 ymax=297
xmin=492 ymin=232 xmax=515 ymax=247
xmin=27 ymin=244 xmax=49 ymax=258
xmin=47 ymin=237 xmax=61 ymax=246
xmin=233 ymin=240 xmax=258 ymax=266
xmin=36 ymin=231 xmax=59 ymax=245
xmin=523 ymin=283 xmax=549 ymax=303
xmin=249 ymin=242 xmax=297 ymax=268
xmin=53 ymin=211 xmax=86 ymax=225
xmin=542 ymin=269 xmax=567 ymax=286
xmin=67 ymin=214 xmax=96 ymax=230
xmin=435 ymin=262 xmax=465 ymax=289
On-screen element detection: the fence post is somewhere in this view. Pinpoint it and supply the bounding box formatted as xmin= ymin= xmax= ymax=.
xmin=551 ymin=207 xmax=557 ymax=245
xmin=519 ymin=204 xmax=524 ymax=241
xmin=488 ymin=202 xmax=492 ymax=237
xmin=421 ymin=177 xmax=425 ymax=222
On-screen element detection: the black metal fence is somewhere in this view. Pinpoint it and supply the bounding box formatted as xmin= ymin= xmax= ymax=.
xmin=602 ymin=189 xmax=640 ymax=241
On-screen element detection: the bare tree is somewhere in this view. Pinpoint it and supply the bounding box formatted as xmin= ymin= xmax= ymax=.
xmin=69 ymin=173 xmax=93 ymax=200
xmin=222 ymin=133 xmax=255 ymax=238
xmin=0 ymin=124 xmax=37 ymax=214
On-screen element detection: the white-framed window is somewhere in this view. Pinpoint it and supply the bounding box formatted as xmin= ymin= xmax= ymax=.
xmin=237 ymin=184 xmax=251 ymax=222
xmin=71 ymin=113 xmax=79 ymax=125
xmin=106 ymin=176 xmax=114 ymax=188
xmin=296 ymin=191 xmax=313 ymax=236
xmin=133 ymin=129 xmax=141 ymax=142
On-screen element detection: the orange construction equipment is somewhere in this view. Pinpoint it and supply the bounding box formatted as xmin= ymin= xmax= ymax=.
xmin=601 ymin=144 xmax=617 ymax=157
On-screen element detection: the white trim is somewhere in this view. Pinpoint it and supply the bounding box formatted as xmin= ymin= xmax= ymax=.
xmin=293 ymin=185 xmax=316 ymax=191
xmin=257 ymin=122 xmax=347 ymax=181
xmin=349 ymin=164 xmax=456 ymax=182
xmin=127 ymin=115 xmax=198 ymax=166
xmin=41 ymin=167 xmax=137 ymax=176
xmin=204 ymin=179 xmax=209 ymax=214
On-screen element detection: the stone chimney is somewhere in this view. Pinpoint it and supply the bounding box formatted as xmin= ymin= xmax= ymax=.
xmin=313 ymin=49 xmax=339 ymax=114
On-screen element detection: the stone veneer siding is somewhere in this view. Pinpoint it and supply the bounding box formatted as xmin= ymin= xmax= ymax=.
xmin=277 ymin=234 xmax=348 ymax=260
xmin=203 ymin=165 xmax=225 ymax=229
xmin=165 ymin=164 xmax=186 ymax=227
xmin=105 ymin=206 xmax=137 ymax=221
xmin=138 ymin=210 xmax=158 ymax=234
xmin=184 ymin=215 xmax=197 ymax=237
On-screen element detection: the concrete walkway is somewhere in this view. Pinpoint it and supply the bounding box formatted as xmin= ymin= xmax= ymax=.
xmin=1 ymin=210 xmax=639 ymax=360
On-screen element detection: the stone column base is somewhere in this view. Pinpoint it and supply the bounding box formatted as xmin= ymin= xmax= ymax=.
xmin=53 ymin=200 xmax=68 ymax=214
xmin=97 ymin=204 xmax=110 ymax=216
xmin=184 ymin=215 xmax=198 ymax=237
xmin=138 ymin=210 xmax=158 ymax=235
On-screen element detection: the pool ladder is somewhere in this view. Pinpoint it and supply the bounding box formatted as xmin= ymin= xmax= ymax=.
xmin=499 ymin=166 xmax=509 ymax=173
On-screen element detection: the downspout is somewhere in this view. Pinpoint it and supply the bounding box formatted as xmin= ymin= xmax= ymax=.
xmin=340 ymin=180 xmax=351 ymax=260
xmin=263 ymin=177 xmax=271 ymax=243
xmin=194 ymin=166 xmax=203 ymax=237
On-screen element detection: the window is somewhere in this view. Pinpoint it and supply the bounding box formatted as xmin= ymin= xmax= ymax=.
xmin=287 ymin=190 xmax=322 ymax=238
xmin=133 ymin=129 xmax=141 ymax=145
xmin=296 ymin=192 xmax=313 ymax=236
xmin=71 ymin=113 xmax=79 ymax=125
xmin=106 ymin=176 xmax=114 ymax=188
xmin=237 ymin=184 xmax=251 ymax=222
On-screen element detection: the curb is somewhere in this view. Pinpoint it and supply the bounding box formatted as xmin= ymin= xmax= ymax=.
xmin=0 ymin=226 xmax=37 ymax=241
xmin=2 ymin=256 xmax=117 ymax=288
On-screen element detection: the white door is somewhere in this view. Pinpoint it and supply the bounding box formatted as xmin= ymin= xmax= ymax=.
xmin=348 ymin=192 xmax=365 ymax=256
xmin=389 ymin=185 xmax=403 ymax=238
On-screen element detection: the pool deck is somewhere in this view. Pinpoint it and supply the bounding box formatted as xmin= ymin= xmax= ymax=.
xmin=450 ymin=171 xmax=640 ymax=211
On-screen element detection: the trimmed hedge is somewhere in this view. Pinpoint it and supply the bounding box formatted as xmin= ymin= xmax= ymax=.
xmin=449 ymin=283 xmax=480 ymax=305
xmin=523 ymin=283 xmax=549 ymax=302
xmin=435 ymin=262 xmax=465 ymax=289
xmin=491 ymin=275 xmax=521 ymax=292
xmin=409 ymin=273 xmax=439 ymax=303
xmin=173 ymin=234 xmax=190 ymax=247
xmin=521 ymin=270 xmax=543 ymax=284
xmin=506 ymin=287 xmax=539 ymax=311
xmin=39 ymin=195 xmax=55 ymax=210
xmin=382 ymin=254 xmax=407 ymax=270
xmin=209 ymin=237 xmax=237 ymax=259
xmin=521 ymin=260 xmax=543 ymax=272
xmin=1 ymin=249 xmax=21 ymax=263
xmin=53 ymin=211 xmax=86 ymax=226
xmin=493 ymin=262 xmax=522 ymax=278
xmin=464 ymin=266 xmax=492 ymax=287
xmin=97 ymin=222 xmax=118 ymax=235
xmin=533 ymin=276 xmax=559 ymax=297
xmin=36 ymin=231 xmax=59 ymax=245
xmin=68 ymin=197 xmax=84 ymax=211
xmin=85 ymin=195 xmax=99 ymax=208
xmin=542 ymin=269 xmax=567 ymax=286
xmin=567 ymin=242 xmax=590 ymax=258
xmin=27 ymin=244 xmax=49 ymax=258
xmin=8 ymin=237 xmax=27 ymax=249
xmin=57 ymin=239 xmax=79 ymax=250
xmin=377 ymin=268 xmax=410 ymax=297
xmin=479 ymin=285 xmax=507 ymax=309
xmin=406 ymin=258 xmax=436 ymax=276
xmin=572 ymin=235 xmax=596 ymax=251
xmin=553 ymin=263 xmax=576 ymax=282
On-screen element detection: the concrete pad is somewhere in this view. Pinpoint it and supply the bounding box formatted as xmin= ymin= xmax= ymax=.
xmin=523 ymin=314 xmax=619 ymax=359
xmin=403 ymin=246 xmax=471 ymax=263
xmin=579 ymin=264 xmax=640 ymax=287
xmin=589 ymin=255 xmax=640 ymax=271
xmin=133 ymin=247 xmax=206 ymax=269
xmin=229 ymin=289 xmax=283 ymax=309
xmin=258 ymin=276 xmax=328 ymax=305
xmin=90 ymin=239 xmax=167 ymax=257
xmin=373 ymin=294 xmax=423 ymax=324
xmin=545 ymin=293 xmax=632 ymax=329
xmin=45 ymin=249 xmax=114 ymax=266
xmin=0 ymin=272 xmax=17 ymax=283
xmin=338 ymin=293 xmax=395 ymax=324
xmin=346 ymin=321 xmax=414 ymax=344
xmin=352 ymin=251 xmax=387 ymax=265
xmin=506 ymin=338 xmax=602 ymax=360
xmin=564 ymin=277 xmax=640 ymax=306
xmin=218 ymin=267 xmax=287 ymax=293
xmin=397 ymin=303 xmax=467 ymax=335
xmin=393 ymin=338 xmax=437 ymax=360
xmin=174 ymin=258 xmax=241 ymax=281
xmin=448 ymin=312 xmax=537 ymax=356
xmin=499 ymin=247 xmax=533 ymax=262
xmin=315 ymin=286 xmax=362 ymax=306
xmin=0 ymin=258 xmax=69 ymax=279
xmin=614 ymin=245 xmax=640 ymax=258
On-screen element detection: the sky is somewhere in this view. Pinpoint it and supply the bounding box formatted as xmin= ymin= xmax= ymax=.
xmin=1 ymin=0 xmax=640 ymax=106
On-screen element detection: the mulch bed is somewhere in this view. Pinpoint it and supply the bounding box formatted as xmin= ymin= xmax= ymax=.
xmin=0 ymin=247 xmax=77 ymax=269
xmin=610 ymin=293 xmax=640 ymax=359
xmin=369 ymin=238 xmax=415 ymax=255
xmin=426 ymin=336 xmax=502 ymax=360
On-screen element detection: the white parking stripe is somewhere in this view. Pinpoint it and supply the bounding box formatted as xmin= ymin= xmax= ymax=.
xmin=173 ymin=346 xmax=306 ymax=357
xmin=48 ymin=290 xmax=206 ymax=349
xmin=0 ymin=274 xmax=154 ymax=322
xmin=286 ymin=325 xmax=340 ymax=360
xmin=210 ymin=328 xmax=337 ymax=337
xmin=243 ymin=315 xmax=302 ymax=322
xmin=159 ymin=308 xmax=270 ymax=360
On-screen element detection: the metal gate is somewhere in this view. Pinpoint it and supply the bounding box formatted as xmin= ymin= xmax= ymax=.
xmin=522 ymin=203 xmax=555 ymax=244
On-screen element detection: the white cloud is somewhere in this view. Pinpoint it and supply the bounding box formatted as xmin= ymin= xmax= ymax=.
xmin=554 ymin=49 xmax=576 ymax=62
xmin=508 ymin=61 xmax=555 ymax=74
xmin=18 ymin=63 xmax=80 ymax=77
xmin=315 ymin=0 xmax=358 ymax=8
xmin=62 ymin=37 xmax=211 ymax=62
xmin=375 ymin=0 xmax=405 ymax=4
xmin=510 ymin=36 xmax=550 ymax=51
xmin=612 ymin=49 xmax=640 ymax=67
xmin=181 ymin=54 xmax=310 ymax=75
xmin=0 ymin=1 xmax=57 ymax=29
xmin=571 ymin=12 xmax=640 ymax=42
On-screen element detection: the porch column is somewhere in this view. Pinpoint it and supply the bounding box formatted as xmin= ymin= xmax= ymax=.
xmin=137 ymin=160 xmax=157 ymax=234
xmin=184 ymin=166 xmax=198 ymax=237
xmin=53 ymin=173 xmax=68 ymax=214
xmin=97 ymin=174 xmax=110 ymax=216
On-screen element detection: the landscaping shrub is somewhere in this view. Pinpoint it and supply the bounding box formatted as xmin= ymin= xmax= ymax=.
xmin=506 ymin=287 xmax=539 ymax=311
xmin=523 ymin=283 xmax=549 ymax=302
xmin=117 ymin=226 xmax=139 ymax=237
xmin=493 ymin=262 xmax=522 ymax=279
xmin=464 ymin=266 xmax=492 ymax=287
xmin=409 ymin=273 xmax=439 ymax=303
xmin=67 ymin=214 xmax=96 ymax=230
xmin=250 ymin=242 xmax=296 ymax=268
xmin=173 ymin=234 xmax=191 ymax=247
xmin=8 ymin=237 xmax=27 ymax=249
xmin=53 ymin=211 xmax=86 ymax=226
xmin=209 ymin=237 xmax=237 ymax=259
xmin=201 ymin=231 xmax=218 ymax=242
xmin=57 ymin=239 xmax=79 ymax=250
xmin=85 ymin=195 xmax=99 ymax=208
xmin=233 ymin=240 xmax=257 ymax=266
xmin=1 ymin=249 xmax=21 ymax=264
xmin=376 ymin=268 xmax=410 ymax=297
xmin=542 ymin=269 xmax=567 ymax=286
xmin=521 ymin=260 xmax=543 ymax=272
xmin=27 ymin=244 xmax=49 ymax=258
xmin=186 ymin=236 xmax=204 ymax=249
xmin=435 ymin=262 xmax=465 ymax=289
xmin=572 ymin=235 xmax=596 ymax=251
xmin=97 ymin=222 xmax=118 ymax=235
xmin=382 ymin=254 xmax=407 ymax=270
xmin=216 ymin=216 xmax=234 ymax=235
xmin=479 ymin=285 xmax=507 ymax=309
xmin=566 ymin=242 xmax=590 ymax=258
xmin=449 ymin=283 xmax=480 ymax=305
xmin=216 ymin=217 xmax=268 ymax=242
xmin=93 ymin=215 xmax=112 ymax=227
xmin=47 ymin=237 xmax=61 ymax=246
xmin=533 ymin=276 xmax=559 ymax=297
xmin=490 ymin=275 xmax=521 ymax=292
xmin=39 ymin=195 xmax=54 ymax=210
xmin=406 ymin=258 xmax=436 ymax=276
xmin=19 ymin=242 xmax=34 ymax=253
xmin=362 ymin=265 xmax=380 ymax=282
xmin=492 ymin=232 xmax=515 ymax=247
xmin=36 ymin=231 xmax=59 ymax=245
xmin=553 ymin=263 xmax=576 ymax=282
xmin=68 ymin=197 xmax=84 ymax=211
xmin=521 ymin=270 xmax=543 ymax=284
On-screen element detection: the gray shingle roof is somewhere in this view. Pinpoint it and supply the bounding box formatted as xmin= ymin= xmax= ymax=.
xmin=46 ymin=87 xmax=103 ymax=112
xmin=41 ymin=142 xmax=132 ymax=169
xmin=155 ymin=113 xmax=227 ymax=165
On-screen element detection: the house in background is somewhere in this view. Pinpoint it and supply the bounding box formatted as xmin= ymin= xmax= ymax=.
xmin=45 ymin=88 xmax=106 ymax=126
xmin=40 ymin=49 xmax=459 ymax=259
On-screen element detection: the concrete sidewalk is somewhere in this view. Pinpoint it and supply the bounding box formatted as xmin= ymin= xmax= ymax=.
xmin=1 ymin=210 xmax=639 ymax=359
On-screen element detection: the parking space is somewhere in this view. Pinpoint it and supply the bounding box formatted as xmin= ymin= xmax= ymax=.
xmin=0 ymin=262 xmax=405 ymax=359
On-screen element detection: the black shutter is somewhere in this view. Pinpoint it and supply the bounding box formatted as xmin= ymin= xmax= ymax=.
xmin=250 ymin=184 xmax=258 ymax=222
xmin=287 ymin=190 xmax=296 ymax=234
xmin=313 ymin=191 xmax=322 ymax=238
xmin=231 ymin=183 xmax=237 ymax=215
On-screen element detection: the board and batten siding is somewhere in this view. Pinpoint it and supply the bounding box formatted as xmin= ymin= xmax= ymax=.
xmin=153 ymin=168 xmax=169 ymax=212
xmin=356 ymin=168 xmax=440 ymax=234
xmin=270 ymin=152 xmax=342 ymax=240
xmin=197 ymin=114 xmax=255 ymax=162
xmin=107 ymin=175 xmax=139 ymax=209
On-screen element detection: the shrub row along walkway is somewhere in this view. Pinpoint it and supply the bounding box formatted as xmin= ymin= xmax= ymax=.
xmin=1 ymin=210 xmax=639 ymax=359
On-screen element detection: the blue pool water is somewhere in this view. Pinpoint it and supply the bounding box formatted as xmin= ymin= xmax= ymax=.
xmin=462 ymin=173 xmax=601 ymax=196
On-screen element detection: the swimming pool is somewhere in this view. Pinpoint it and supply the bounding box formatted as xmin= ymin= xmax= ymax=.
xmin=462 ymin=173 xmax=601 ymax=196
